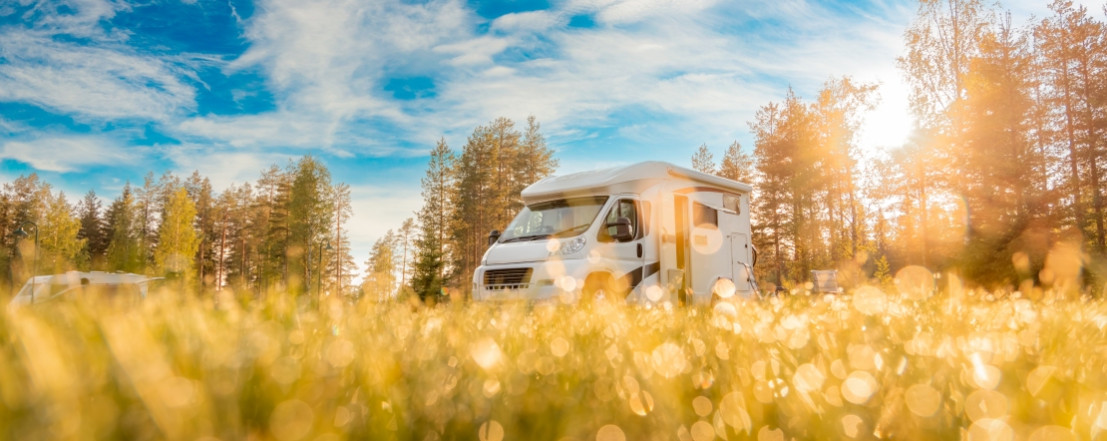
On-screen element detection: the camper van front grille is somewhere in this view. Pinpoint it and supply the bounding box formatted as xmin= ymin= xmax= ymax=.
xmin=484 ymin=267 xmax=533 ymax=290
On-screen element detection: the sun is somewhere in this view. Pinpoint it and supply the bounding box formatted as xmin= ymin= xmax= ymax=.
xmin=857 ymin=75 xmax=916 ymax=158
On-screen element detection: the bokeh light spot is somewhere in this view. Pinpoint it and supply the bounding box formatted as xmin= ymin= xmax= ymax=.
xmin=596 ymin=424 xmax=626 ymax=441
xmin=894 ymin=266 xmax=934 ymax=299
xmin=550 ymin=337 xmax=570 ymax=358
xmin=651 ymin=342 xmax=687 ymax=379
xmin=692 ymin=395 xmax=713 ymax=417
xmin=718 ymin=392 xmax=751 ymax=433
xmin=841 ymin=414 xmax=863 ymax=438
xmin=712 ymin=278 xmax=736 ymax=299
xmin=905 ymin=384 xmax=941 ymax=417
xmin=479 ymin=420 xmax=504 ymax=441
xmin=967 ymin=419 xmax=1014 ymax=441
xmin=470 ymin=337 xmax=503 ymax=371
xmin=1028 ymin=426 xmax=1077 ymax=441
xmin=841 ymin=371 xmax=878 ymax=404
xmin=852 ymin=286 xmax=886 ymax=315
xmin=691 ymin=225 xmax=723 ymax=255
xmin=757 ymin=426 xmax=784 ymax=441
xmin=792 ymin=363 xmax=825 ymax=394
xmin=690 ymin=420 xmax=715 ymax=441
xmin=270 ymin=400 xmax=314 ymax=441
xmin=965 ymin=390 xmax=1008 ymax=422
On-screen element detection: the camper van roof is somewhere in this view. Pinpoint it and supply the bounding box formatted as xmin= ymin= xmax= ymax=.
xmin=521 ymin=161 xmax=752 ymax=202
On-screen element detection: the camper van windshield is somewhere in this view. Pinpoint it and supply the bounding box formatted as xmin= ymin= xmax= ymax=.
xmin=500 ymin=196 xmax=609 ymax=242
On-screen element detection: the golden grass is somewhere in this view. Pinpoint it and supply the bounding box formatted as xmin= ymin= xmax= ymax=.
xmin=2 ymin=285 xmax=1106 ymax=441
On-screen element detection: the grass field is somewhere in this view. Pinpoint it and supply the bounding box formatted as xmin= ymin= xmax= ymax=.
xmin=2 ymin=283 xmax=1106 ymax=441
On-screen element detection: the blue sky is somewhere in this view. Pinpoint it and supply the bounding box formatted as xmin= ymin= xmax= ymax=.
xmin=0 ymin=0 xmax=1059 ymax=271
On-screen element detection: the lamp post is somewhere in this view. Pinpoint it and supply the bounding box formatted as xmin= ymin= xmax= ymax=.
xmin=13 ymin=221 xmax=38 ymax=305
xmin=318 ymin=241 xmax=332 ymax=303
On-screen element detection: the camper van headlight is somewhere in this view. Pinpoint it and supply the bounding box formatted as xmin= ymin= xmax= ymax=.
xmin=551 ymin=236 xmax=587 ymax=256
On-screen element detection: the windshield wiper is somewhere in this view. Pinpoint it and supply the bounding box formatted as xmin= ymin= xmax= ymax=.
xmin=500 ymin=234 xmax=550 ymax=243
xmin=549 ymin=224 xmax=591 ymax=237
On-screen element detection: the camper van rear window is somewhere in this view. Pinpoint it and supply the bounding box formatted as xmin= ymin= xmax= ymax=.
xmin=500 ymin=196 xmax=609 ymax=242
xmin=723 ymin=194 xmax=741 ymax=213
xmin=693 ymin=202 xmax=718 ymax=227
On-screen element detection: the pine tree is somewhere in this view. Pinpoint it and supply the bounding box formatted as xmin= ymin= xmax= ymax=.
xmin=397 ymin=217 xmax=415 ymax=290
xmin=76 ymin=190 xmax=107 ymax=270
xmin=136 ymin=172 xmax=159 ymax=273
xmin=691 ymin=144 xmax=716 ymax=174
xmin=155 ymin=187 xmax=200 ymax=281
xmin=1035 ymin=0 xmax=1107 ymax=253
xmin=514 ymin=115 xmax=558 ymax=207
xmin=186 ymin=172 xmax=217 ymax=290
xmin=362 ymin=231 xmax=397 ymax=302
xmin=255 ymin=164 xmax=290 ymax=292
xmin=222 ymin=183 xmax=256 ymax=293
xmin=412 ymin=138 xmax=455 ymax=302
xmin=105 ymin=184 xmax=142 ymax=273
xmin=288 ymin=156 xmax=334 ymax=296
xmin=411 ymin=233 xmax=446 ymax=303
xmin=328 ymin=183 xmax=357 ymax=299
xmin=718 ymin=141 xmax=753 ymax=183
xmin=39 ymin=190 xmax=85 ymax=273
xmin=951 ymin=15 xmax=1045 ymax=283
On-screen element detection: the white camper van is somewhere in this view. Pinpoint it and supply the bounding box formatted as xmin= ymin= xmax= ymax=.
xmin=472 ymin=161 xmax=758 ymax=305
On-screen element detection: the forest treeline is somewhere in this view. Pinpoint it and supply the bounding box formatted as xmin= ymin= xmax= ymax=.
xmin=686 ymin=0 xmax=1107 ymax=292
xmin=0 ymin=157 xmax=360 ymax=300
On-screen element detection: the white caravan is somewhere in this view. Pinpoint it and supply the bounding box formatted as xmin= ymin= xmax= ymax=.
xmin=9 ymin=271 xmax=163 ymax=309
xmin=472 ymin=161 xmax=758 ymax=305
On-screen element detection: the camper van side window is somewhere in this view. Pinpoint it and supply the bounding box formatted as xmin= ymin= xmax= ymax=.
xmin=600 ymin=199 xmax=638 ymax=242
xmin=723 ymin=194 xmax=741 ymax=213
xmin=693 ymin=202 xmax=718 ymax=227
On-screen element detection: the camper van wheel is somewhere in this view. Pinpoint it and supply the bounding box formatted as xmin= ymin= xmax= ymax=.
xmin=582 ymin=274 xmax=628 ymax=304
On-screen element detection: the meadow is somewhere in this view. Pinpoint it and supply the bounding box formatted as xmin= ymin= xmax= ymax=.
xmin=2 ymin=279 xmax=1106 ymax=441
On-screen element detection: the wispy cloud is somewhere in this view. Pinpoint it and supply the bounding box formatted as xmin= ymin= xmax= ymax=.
xmin=1 ymin=136 xmax=134 ymax=172
xmin=0 ymin=32 xmax=196 ymax=121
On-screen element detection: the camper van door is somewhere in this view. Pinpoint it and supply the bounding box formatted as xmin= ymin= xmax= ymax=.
xmin=596 ymin=198 xmax=646 ymax=295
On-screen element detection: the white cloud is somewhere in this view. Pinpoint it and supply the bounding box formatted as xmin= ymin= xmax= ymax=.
xmin=1 ymin=136 xmax=134 ymax=172
xmin=491 ymin=10 xmax=563 ymax=33
xmin=595 ymin=0 xmax=719 ymax=24
xmin=434 ymin=35 xmax=514 ymax=66
xmin=21 ymin=0 xmax=129 ymax=38
xmin=0 ymin=32 xmax=196 ymax=121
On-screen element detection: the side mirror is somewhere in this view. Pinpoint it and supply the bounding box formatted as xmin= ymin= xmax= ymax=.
xmin=488 ymin=230 xmax=501 ymax=247
xmin=610 ymin=217 xmax=634 ymax=242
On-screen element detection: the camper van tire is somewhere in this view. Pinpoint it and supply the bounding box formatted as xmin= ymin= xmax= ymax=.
xmin=581 ymin=273 xmax=629 ymax=304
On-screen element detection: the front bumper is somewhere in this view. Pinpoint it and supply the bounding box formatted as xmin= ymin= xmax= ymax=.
xmin=472 ymin=260 xmax=590 ymax=302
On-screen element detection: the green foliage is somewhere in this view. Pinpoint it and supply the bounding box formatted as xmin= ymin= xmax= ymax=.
xmin=76 ymin=190 xmax=108 ymax=270
xmin=1 ymin=288 xmax=1104 ymax=440
xmin=154 ymin=188 xmax=200 ymax=281
xmin=39 ymin=189 xmax=85 ymax=273
xmin=411 ymin=234 xmax=446 ymax=304
xmin=105 ymin=185 xmax=144 ymax=274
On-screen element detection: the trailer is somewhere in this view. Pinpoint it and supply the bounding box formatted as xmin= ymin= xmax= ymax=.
xmin=8 ymin=271 xmax=163 ymax=309
xmin=472 ymin=161 xmax=758 ymax=305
